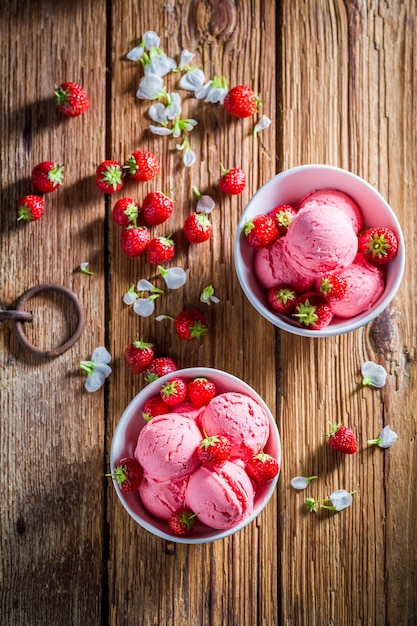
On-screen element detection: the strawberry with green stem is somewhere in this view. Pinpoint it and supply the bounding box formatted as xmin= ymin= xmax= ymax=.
xmin=112 ymin=197 xmax=140 ymax=226
xmin=244 ymin=214 xmax=279 ymax=248
xmin=160 ymin=376 xmax=187 ymax=406
xmin=142 ymin=395 xmax=171 ymax=421
xmin=183 ymin=212 xmax=213 ymax=243
xmin=292 ymin=292 xmax=333 ymax=330
xmin=55 ymin=81 xmax=90 ymax=117
xmin=317 ymin=273 xmax=348 ymax=300
xmin=198 ymin=432 xmax=232 ymax=468
xmin=123 ymin=149 xmax=159 ymax=181
xmin=125 ymin=339 xmax=155 ymax=375
xmin=168 ymin=509 xmax=197 ymax=536
xmin=326 ymin=422 xmax=357 ymax=455
xmin=31 ymin=161 xmax=64 ymax=193
xmin=96 ymin=160 xmax=124 ymax=194
xmin=268 ymin=204 xmax=297 ymax=236
xmin=223 ymin=85 xmax=260 ymax=118
xmin=17 ymin=195 xmax=44 ymax=221
xmin=142 ymin=191 xmax=174 ymax=225
xmin=107 ymin=457 xmax=143 ymax=492
xmin=120 ymin=225 xmax=150 ymax=257
xmin=267 ymin=285 xmax=297 ymax=314
xmin=246 ymin=451 xmax=279 ymax=482
xmin=358 ymin=226 xmax=398 ymax=265
xmin=187 ymin=377 xmax=216 ymax=408
xmin=157 ymin=310 xmax=209 ymax=341
xmin=145 ymin=356 xmax=178 ymax=382
xmin=218 ymin=164 xmax=246 ymax=195
xmin=146 ymin=235 xmax=175 ymax=265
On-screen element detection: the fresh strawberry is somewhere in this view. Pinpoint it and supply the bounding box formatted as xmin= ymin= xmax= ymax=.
xmin=123 ymin=150 xmax=159 ymax=181
xmin=55 ymin=81 xmax=90 ymax=117
xmin=168 ymin=508 xmax=197 ymax=536
xmin=17 ymin=195 xmax=44 ymax=221
xmin=317 ymin=273 xmax=348 ymax=300
xmin=358 ymin=227 xmax=398 ymax=265
xmin=120 ymin=225 xmax=150 ymax=257
xmin=125 ymin=339 xmax=154 ymax=375
xmin=183 ymin=213 xmax=213 ymax=243
xmin=174 ymin=310 xmax=208 ymax=341
xmin=268 ymin=204 xmax=298 ymax=236
xmin=246 ymin=452 xmax=279 ymax=482
xmin=142 ymin=395 xmax=170 ymax=421
xmin=31 ymin=161 xmax=64 ymax=193
xmin=292 ymin=292 xmax=333 ymax=330
xmin=142 ymin=191 xmax=174 ymax=226
xmin=218 ymin=165 xmax=246 ymax=195
xmin=244 ymin=214 xmax=279 ymax=248
xmin=96 ymin=160 xmax=124 ymax=194
xmin=145 ymin=356 xmax=178 ymax=382
xmin=223 ymin=85 xmax=259 ymax=118
xmin=108 ymin=457 xmax=143 ymax=492
xmin=160 ymin=376 xmax=188 ymax=406
xmin=326 ymin=423 xmax=357 ymax=455
xmin=146 ymin=235 xmax=175 ymax=265
xmin=198 ymin=433 xmax=232 ymax=468
xmin=112 ymin=197 xmax=140 ymax=226
xmin=187 ymin=377 xmax=217 ymax=408
xmin=267 ymin=285 xmax=297 ymax=314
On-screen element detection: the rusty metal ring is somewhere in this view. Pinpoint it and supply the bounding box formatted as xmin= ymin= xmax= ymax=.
xmin=13 ymin=284 xmax=85 ymax=358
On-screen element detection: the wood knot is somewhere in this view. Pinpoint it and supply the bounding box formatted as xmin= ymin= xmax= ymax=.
xmin=16 ymin=515 xmax=26 ymax=535
xmin=369 ymin=307 xmax=395 ymax=356
xmin=189 ymin=0 xmax=237 ymax=42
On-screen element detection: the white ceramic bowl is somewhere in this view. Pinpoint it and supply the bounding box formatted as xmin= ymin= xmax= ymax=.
xmin=110 ymin=367 xmax=281 ymax=544
xmin=234 ymin=164 xmax=405 ymax=337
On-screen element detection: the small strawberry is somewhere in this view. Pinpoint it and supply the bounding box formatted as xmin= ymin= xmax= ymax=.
xmin=125 ymin=339 xmax=154 ymax=375
xmin=218 ymin=165 xmax=246 ymax=195
xmin=120 ymin=225 xmax=150 ymax=257
xmin=174 ymin=310 xmax=208 ymax=341
xmin=223 ymin=85 xmax=260 ymax=118
xmin=145 ymin=356 xmax=178 ymax=382
xmin=198 ymin=433 xmax=232 ymax=467
xmin=142 ymin=395 xmax=170 ymax=421
xmin=31 ymin=161 xmax=64 ymax=193
xmin=107 ymin=457 xmax=143 ymax=492
xmin=168 ymin=508 xmax=197 ymax=536
xmin=292 ymin=292 xmax=333 ymax=330
xmin=55 ymin=81 xmax=90 ymax=117
xmin=142 ymin=191 xmax=174 ymax=226
xmin=187 ymin=377 xmax=217 ymax=408
xmin=244 ymin=214 xmax=279 ymax=248
xmin=112 ymin=197 xmax=140 ymax=226
xmin=96 ymin=160 xmax=124 ymax=194
xmin=317 ymin=273 xmax=348 ymax=300
xmin=268 ymin=204 xmax=298 ymax=236
xmin=267 ymin=285 xmax=297 ymax=314
xmin=183 ymin=213 xmax=213 ymax=243
xmin=358 ymin=227 xmax=398 ymax=265
xmin=160 ymin=376 xmax=188 ymax=406
xmin=326 ymin=423 xmax=357 ymax=455
xmin=246 ymin=452 xmax=279 ymax=482
xmin=123 ymin=150 xmax=159 ymax=181
xmin=17 ymin=195 xmax=44 ymax=221
xmin=146 ymin=235 xmax=175 ymax=265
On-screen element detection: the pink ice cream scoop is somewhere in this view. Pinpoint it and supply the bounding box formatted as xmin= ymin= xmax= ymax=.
xmin=135 ymin=413 xmax=201 ymax=481
xmin=296 ymin=188 xmax=364 ymax=234
xmin=283 ymin=205 xmax=358 ymax=278
xmin=330 ymin=254 xmax=385 ymax=318
xmin=139 ymin=476 xmax=189 ymax=520
xmin=185 ymin=461 xmax=254 ymax=530
xmin=201 ymin=392 xmax=269 ymax=460
xmin=253 ymin=237 xmax=315 ymax=292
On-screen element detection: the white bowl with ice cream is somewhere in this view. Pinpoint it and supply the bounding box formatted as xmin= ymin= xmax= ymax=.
xmin=110 ymin=367 xmax=281 ymax=544
xmin=234 ymin=164 xmax=405 ymax=337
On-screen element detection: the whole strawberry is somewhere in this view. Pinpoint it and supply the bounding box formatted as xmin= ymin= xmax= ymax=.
xmin=267 ymin=285 xmax=297 ymax=314
xmin=358 ymin=227 xmax=398 ymax=265
xmin=146 ymin=235 xmax=175 ymax=265
xmin=142 ymin=395 xmax=170 ymax=421
xmin=55 ymin=81 xmax=90 ymax=117
xmin=160 ymin=376 xmax=188 ymax=406
xmin=269 ymin=204 xmax=298 ymax=236
xmin=326 ymin=423 xmax=357 ymax=455
xmin=120 ymin=225 xmax=150 ymax=257
xmin=17 ymin=195 xmax=44 ymax=221
xmin=174 ymin=310 xmax=208 ymax=341
xmin=184 ymin=213 xmax=213 ymax=243
xmin=108 ymin=457 xmax=143 ymax=492
xmin=125 ymin=340 xmax=154 ymax=375
xmin=292 ymin=292 xmax=333 ymax=330
xmin=187 ymin=377 xmax=217 ymax=408
xmin=96 ymin=160 xmax=124 ymax=194
xmin=317 ymin=273 xmax=348 ymax=300
xmin=223 ymin=85 xmax=259 ymax=118
xmin=145 ymin=356 xmax=178 ymax=382
xmin=218 ymin=165 xmax=246 ymax=195
xmin=198 ymin=433 xmax=232 ymax=467
xmin=142 ymin=191 xmax=174 ymax=226
xmin=123 ymin=150 xmax=159 ymax=181
xmin=112 ymin=197 xmax=140 ymax=226
xmin=31 ymin=161 xmax=64 ymax=193
xmin=168 ymin=508 xmax=197 ymax=536
xmin=244 ymin=214 xmax=279 ymax=248
xmin=246 ymin=452 xmax=279 ymax=482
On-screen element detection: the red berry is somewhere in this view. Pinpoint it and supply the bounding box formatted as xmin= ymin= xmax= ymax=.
xmin=145 ymin=356 xmax=178 ymax=383
xmin=120 ymin=225 xmax=150 ymax=257
xmin=187 ymin=377 xmax=217 ymax=408
xmin=316 ymin=273 xmax=348 ymax=300
xmin=96 ymin=160 xmax=124 ymax=194
xmin=55 ymin=81 xmax=90 ymax=117
xmin=218 ymin=166 xmax=246 ymax=195
xmin=244 ymin=214 xmax=279 ymax=248
xmin=246 ymin=452 xmax=279 ymax=482
xmin=17 ymin=195 xmax=44 ymax=221
xmin=142 ymin=191 xmax=174 ymax=226
xmin=112 ymin=197 xmax=140 ymax=226
xmin=108 ymin=457 xmax=143 ymax=492
xmin=223 ymin=85 xmax=259 ymax=119
xmin=198 ymin=433 xmax=232 ymax=467
xmin=31 ymin=161 xmax=64 ymax=193
xmin=146 ymin=235 xmax=175 ymax=265
xmin=125 ymin=340 xmax=154 ymax=375
xmin=326 ymin=423 xmax=357 ymax=455
xmin=268 ymin=204 xmax=298 ymax=236
xmin=292 ymin=292 xmax=334 ymax=330
xmin=168 ymin=508 xmax=197 ymax=536
xmin=358 ymin=227 xmax=398 ymax=265
xmin=184 ymin=213 xmax=213 ymax=243
xmin=160 ymin=376 xmax=188 ymax=406
xmin=123 ymin=150 xmax=159 ymax=181
xmin=142 ymin=395 xmax=170 ymax=421
xmin=267 ymin=285 xmax=297 ymax=314
xmin=174 ymin=310 xmax=208 ymax=341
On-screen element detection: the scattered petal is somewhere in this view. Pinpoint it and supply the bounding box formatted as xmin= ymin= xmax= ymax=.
xmin=183 ymin=148 xmax=196 ymax=167
xmin=126 ymin=45 xmax=144 ymax=62
xmin=80 ymin=262 xmax=94 ymax=275
xmin=137 ymin=279 xmax=155 ymax=292
xmin=136 ymin=74 xmax=165 ymax=100
xmin=142 ymin=31 xmax=160 ymax=50
xmin=328 ymin=489 xmax=354 ymax=511
xmin=147 ymin=53 xmax=176 ymax=77
xmin=80 ymin=347 xmax=112 ymax=392
xmin=361 ymin=361 xmax=387 ymax=388
xmin=85 ymin=371 xmax=106 ymax=393
xmin=123 ymin=285 xmax=138 ymax=305
xmin=290 ymin=476 xmax=318 ymax=490
xmin=196 ymin=194 xmax=215 ymax=214
xmin=254 ymin=114 xmax=272 ymax=134
xmin=178 ymin=49 xmax=195 ymax=70
xmin=179 ymin=68 xmax=205 ymax=91
xmin=91 ymin=346 xmax=112 ymax=364
xmin=148 ymin=102 xmax=168 ymax=124
xmin=94 ymin=362 xmax=112 ymax=378
xmin=200 ymin=285 xmax=220 ymax=305
xmin=367 ymin=425 xmax=398 ymax=448
xmin=149 ymin=124 xmax=173 ymax=136
xmin=133 ymin=297 xmax=156 ymax=317
xmin=165 ymin=92 xmax=182 ymax=119
xmin=159 ymin=266 xmax=187 ymax=289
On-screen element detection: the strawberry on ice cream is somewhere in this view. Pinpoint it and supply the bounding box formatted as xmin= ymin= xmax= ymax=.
xmin=253 ymin=237 xmax=315 ymax=291
xmin=329 ymin=254 xmax=385 ymax=318
xmin=296 ymin=188 xmax=364 ymax=234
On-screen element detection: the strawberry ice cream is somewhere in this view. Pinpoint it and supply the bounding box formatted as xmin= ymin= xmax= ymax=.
xmin=139 ymin=475 xmax=189 ymax=520
xmin=253 ymin=237 xmax=315 ymax=292
xmin=330 ymin=254 xmax=385 ymax=318
xmin=296 ymin=188 xmax=364 ymax=234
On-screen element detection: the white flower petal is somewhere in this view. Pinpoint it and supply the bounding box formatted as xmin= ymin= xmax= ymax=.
xmin=194 ymin=82 xmax=211 ymax=100
xmin=162 ymin=267 xmax=187 ymax=289
xmin=183 ymin=149 xmax=196 ymax=167
xmin=137 ymin=279 xmax=154 ymax=292
xmin=123 ymin=291 xmax=137 ymax=305
xmin=133 ymin=298 xmax=155 ymax=317
xmin=126 ymin=45 xmax=144 ymax=61
xmin=378 ymin=425 xmax=398 ymax=448
xmin=179 ymin=49 xmax=195 ymax=69
xmin=142 ymin=31 xmax=160 ymax=50
xmin=361 ymin=361 xmax=387 ymax=388
xmin=196 ymin=195 xmax=215 ymax=214
xmin=148 ymin=102 xmax=168 ymax=124
xmin=148 ymin=54 xmax=176 ymax=77
xmin=94 ymin=363 xmax=112 ymax=378
xmin=91 ymin=347 xmax=112 ymax=364
xmin=329 ymin=489 xmax=353 ymax=511
xmin=149 ymin=124 xmax=173 ymax=136
xmin=255 ymin=115 xmax=272 ymax=133
xmin=84 ymin=371 xmax=106 ymax=392
xmin=205 ymin=85 xmax=227 ymax=104
xmin=290 ymin=477 xmax=311 ymax=490
xmin=179 ymin=68 xmax=206 ymax=91
xmin=136 ymin=74 xmax=165 ymax=100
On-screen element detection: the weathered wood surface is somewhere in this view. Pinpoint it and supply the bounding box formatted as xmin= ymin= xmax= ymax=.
xmin=0 ymin=1 xmax=415 ymax=625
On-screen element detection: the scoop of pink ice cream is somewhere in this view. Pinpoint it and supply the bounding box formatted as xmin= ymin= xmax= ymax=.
xmin=253 ymin=237 xmax=315 ymax=292
xmin=284 ymin=205 xmax=358 ymax=278
xmin=185 ymin=461 xmax=254 ymax=530
xmin=135 ymin=413 xmax=201 ymax=482
xmin=330 ymin=254 xmax=385 ymax=318
xmin=201 ymin=392 xmax=269 ymax=460
xmin=296 ymin=188 xmax=364 ymax=234
xmin=139 ymin=476 xmax=189 ymax=520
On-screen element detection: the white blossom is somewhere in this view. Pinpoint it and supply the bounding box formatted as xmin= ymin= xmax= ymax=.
xmin=197 ymin=195 xmax=215 ymax=214
xmin=137 ymin=279 xmax=155 ymax=292
xmin=165 ymin=92 xmax=182 ymax=119
xmin=146 ymin=52 xmax=176 ymax=77
xmin=133 ymin=297 xmax=156 ymax=317
xmin=159 ymin=266 xmax=187 ymax=289
xmin=290 ymin=476 xmax=317 ymax=490
xmin=123 ymin=285 xmax=138 ymax=305
xmin=148 ymin=102 xmax=168 ymax=124
xmin=136 ymin=74 xmax=165 ymax=100
xmin=329 ymin=490 xmax=354 ymax=511
xmin=178 ymin=49 xmax=195 ymax=70
xmin=179 ymin=68 xmax=206 ymax=91
xmin=183 ymin=147 xmax=196 ymax=167
xmin=361 ymin=361 xmax=387 ymax=388
xmin=367 ymin=425 xmax=398 ymax=448
xmin=126 ymin=45 xmax=144 ymax=62
xmin=80 ymin=262 xmax=94 ymax=275
xmin=91 ymin=347 xmax=112 ymax=364
xmin=200 ymin=285 xmax=220 ymax=305
xmin=149 ymin=124 xmax=173 ymax=136
xmin=80 ymin=347 xmax=112 ymax=392
xmin=142 ymin=31 xmax=160 ymax=51
xmin=254 ymin=114 xmax=272 ymax=134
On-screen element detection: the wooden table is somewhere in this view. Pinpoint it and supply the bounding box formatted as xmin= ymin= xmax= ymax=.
xmin=1 ymin=1 xmax=416 ymax=624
